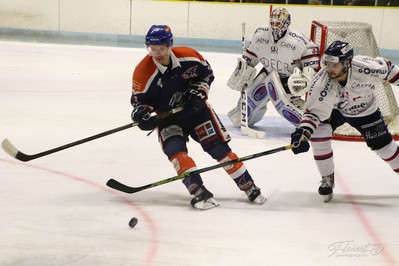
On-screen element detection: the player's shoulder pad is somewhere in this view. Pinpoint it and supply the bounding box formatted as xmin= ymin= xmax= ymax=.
xmin=132 ymin=55 xmax=157 ymax=93
xmin=254 ymin=25 xmax=270 ymax=34
xmin=172 ymin=47 xmax=206 ymax=63
xmin=352 ymin=55 xmax=389 ymax=73
xmin=287 ymin=29 xmax=310 ymax=45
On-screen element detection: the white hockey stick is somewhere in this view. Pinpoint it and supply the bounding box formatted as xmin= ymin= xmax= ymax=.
xmin=240 ymin=22 xmax=265 ymax=139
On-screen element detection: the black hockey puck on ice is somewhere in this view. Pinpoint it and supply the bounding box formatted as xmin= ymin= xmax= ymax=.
xmin=129 ymin=217 xmax=138 ymax=228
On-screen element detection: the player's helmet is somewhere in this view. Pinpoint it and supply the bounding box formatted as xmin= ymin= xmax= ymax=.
xmin=323 ymin=41 xmax=354 ymax=66
xmin=145 ymin=25 xmax=173 ymax=47
xmin=269 ymin=7 xmax=291 ymax=41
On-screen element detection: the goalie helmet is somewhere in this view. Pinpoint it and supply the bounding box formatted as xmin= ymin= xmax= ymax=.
xmin=145 ymin=25 xmax=173 ymax=47
xmin=323 ymin=41 xmax=354 ymax=66
xmin=269 ymin=7 xmax=291 ymax=41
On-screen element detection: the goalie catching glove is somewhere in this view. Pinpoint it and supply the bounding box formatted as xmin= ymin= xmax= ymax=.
xmin=290 ymin=127 xmax=312 ymax=154
xmin=184 ymin=80 xmax=209 ymax=112
xmin=131 ymin=105 xmax=159 ymax=131
xmin=287 ymin=67 xmax=316 ymax=97
xmin=227 ymin=57 xmax=256 ymax=91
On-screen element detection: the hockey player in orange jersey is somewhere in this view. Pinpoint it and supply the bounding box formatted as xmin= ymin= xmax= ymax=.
xmin=130 ymin=25 xmax=266 ymax=209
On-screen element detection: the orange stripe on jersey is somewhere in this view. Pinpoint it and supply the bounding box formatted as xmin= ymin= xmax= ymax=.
xmin=132 ymin=55 xmax=157 ymax=93
xmin=170 ymin=152 xmax=197 ymax=175
xmin=218 ymin=151 xmax=246 ymax=179
xmin=172 ymin=47 xmax=207 ymax=64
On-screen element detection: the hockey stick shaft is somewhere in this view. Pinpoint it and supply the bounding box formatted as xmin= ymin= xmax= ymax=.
xmin=106 ymin=144 xmax=293 ymax=194
xmin=2 ymin=106 xmax=183 ymax=162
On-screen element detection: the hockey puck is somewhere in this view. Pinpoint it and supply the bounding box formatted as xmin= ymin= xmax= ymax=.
xmin=129 ymin=217 xmax=138 ymax=228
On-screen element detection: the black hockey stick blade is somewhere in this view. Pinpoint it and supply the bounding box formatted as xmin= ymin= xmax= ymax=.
xmin=106 ymin=144 xmax=294 ymax=194
xmin=2 ymin=106 xmax=184 ymax=162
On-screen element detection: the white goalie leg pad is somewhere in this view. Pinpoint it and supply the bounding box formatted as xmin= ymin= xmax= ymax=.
xmin=227 ymin=102 xmax=241 ymax=128
xmin=266 ymin=70 xmax=304 ymax=127
xmin=245 ymin=71 xmax=270 ymax=127
xmin=227 ymin=57 xmax=256 ymax=91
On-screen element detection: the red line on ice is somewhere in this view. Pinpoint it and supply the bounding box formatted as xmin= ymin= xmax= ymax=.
xmin=0 ymin=158 xmax=159 ymax=266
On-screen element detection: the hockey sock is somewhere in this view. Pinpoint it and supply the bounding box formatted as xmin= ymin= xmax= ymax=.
xmin=170 ymin=152 xmax=203 ymax=194
xmin=374 ymin=140 xmax=399 ymax=174
xmin=218 ymin=151 xmax=254 ymax=190
xmin=311 ymin=124 xmax=335 ymax=176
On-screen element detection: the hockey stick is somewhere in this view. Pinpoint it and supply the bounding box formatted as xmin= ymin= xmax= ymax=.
xmin=1 ymin=106 xmax=184 ymax=162
xmin=106 ymin=144 xmax=293 ymax=194
xmin=239 ymin=22 xmax=265 ymax=139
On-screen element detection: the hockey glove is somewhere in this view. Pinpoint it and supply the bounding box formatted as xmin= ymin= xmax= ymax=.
xmin=287 ymin=67 xmax=316 ymax=97
xmin=291 ymin=127 xmax=312 ymax=154
xmin=185 ymin=81 xmax=209 ymax=113
xmin=227 ymin=57 xmax=256 ymax=91
xmin=131 ymin=105 xmax=159 ymax=131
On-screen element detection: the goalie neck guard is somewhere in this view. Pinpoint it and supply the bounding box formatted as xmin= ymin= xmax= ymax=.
xmin=145 ymin=25 xmax=173 ymax=47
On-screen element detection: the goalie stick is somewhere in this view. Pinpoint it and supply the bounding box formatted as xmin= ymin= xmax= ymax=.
xmin=240 ymin=22 xmax=265 ymax=139
xmin=1 ymin=106 xmax=183 ymax=162
xmin=106 ymin=144 xmax=293 ymax=194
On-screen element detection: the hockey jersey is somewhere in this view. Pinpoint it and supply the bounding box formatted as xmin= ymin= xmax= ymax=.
xmin=244 ymin=26 xmax=320 ymax=78
xmin=301 ymin=55 xmax=399 ymax=132
xmin=131 ymin=47 xmax=214 ymax=113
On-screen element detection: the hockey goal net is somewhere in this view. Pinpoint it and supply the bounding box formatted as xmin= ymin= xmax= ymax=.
xmin=310 ymin=20 xmax=399 ymax=141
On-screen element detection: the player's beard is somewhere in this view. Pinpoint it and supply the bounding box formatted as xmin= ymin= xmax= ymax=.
xmin=328 ymin=68 xmax=346 ymax=80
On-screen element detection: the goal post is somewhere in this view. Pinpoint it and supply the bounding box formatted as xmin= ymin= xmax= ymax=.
xmin=310 ymin=20 xmax=399 ymax=141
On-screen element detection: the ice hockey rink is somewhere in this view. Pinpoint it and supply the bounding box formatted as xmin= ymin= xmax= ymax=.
xmin=1 ymin=40 xmax=399 ymax=266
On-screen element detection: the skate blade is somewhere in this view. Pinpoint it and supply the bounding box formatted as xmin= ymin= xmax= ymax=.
xmin=193 ymin=198 xmax=220 ymax=210
xmin=323 ymin=194 xmax=333 ymax=203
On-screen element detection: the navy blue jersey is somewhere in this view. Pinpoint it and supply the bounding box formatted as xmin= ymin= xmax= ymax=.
xmin=131 ymin=47 xmax=214 ymax=113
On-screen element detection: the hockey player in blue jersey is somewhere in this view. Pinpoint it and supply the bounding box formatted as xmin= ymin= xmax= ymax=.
xmin=131 ymin=25 xmax=266 ymax=209
xmin=291 ymin=41 xmax=399 ymax=202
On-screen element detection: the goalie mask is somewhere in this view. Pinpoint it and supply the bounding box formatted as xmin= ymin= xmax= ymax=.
xmin=270 ymin=8 xmax=291 ymax=41
xmin=145 ymin=25 xmax=173 ymax=47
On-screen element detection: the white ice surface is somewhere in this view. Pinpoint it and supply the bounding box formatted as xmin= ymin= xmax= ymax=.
xmin=1 ymin=40 xmax=399 ymax=266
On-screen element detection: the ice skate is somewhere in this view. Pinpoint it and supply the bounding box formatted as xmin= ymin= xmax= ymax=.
xmin=245 ymin=184 xmax=267 ymax=204
xmin=318 ymin=174 xmax=335 ymax=202
xmin=191 ymin=186 xmax=219 ymax=210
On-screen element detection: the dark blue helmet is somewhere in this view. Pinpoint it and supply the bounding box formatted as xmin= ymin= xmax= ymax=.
xmin=323 ymin=41 xmax=354 ymax=64
xmin=145 ymin=25 xmax=173 ymax=47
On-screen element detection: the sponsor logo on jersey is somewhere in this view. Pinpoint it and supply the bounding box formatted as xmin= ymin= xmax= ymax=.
xmin=282 ymin=108 xmax=301 ymax=125
xmin=281 ymin=41 xmax=296 ymax=50
xmin=195 ymin=121 xmax=218 ymax=145
xmin=132 ymin=80 xmax=141 ymax=91
xmin=358 ymin=68 xmax=387 ymax=75
xmin=351 ymin=82 xmax=375 ymax=90
xmin=252 ymin=83 xmax=268 ymax=101
xmin=182 ymin=65 xmax=199 ymax=79
xmin=267 ymin=81 xmax=278 ymax=101
xmin=288 ymin=32 xmax=308 ymax=45
xmin=255 ymin=38 xmax=269 ymax=44
xmin=319 ymin=79 xmax=331 ymax=101
xmin=270 ymin=46 xmax=278 ymax=54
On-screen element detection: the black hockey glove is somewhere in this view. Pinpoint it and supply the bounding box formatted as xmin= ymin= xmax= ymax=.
xmin=184 ymin=81 xmax=209 ymax=113
xmin=291 ymin=127 xmax=312 ymax=154
xmin=131 ymin=105 xmax=159 ymax=131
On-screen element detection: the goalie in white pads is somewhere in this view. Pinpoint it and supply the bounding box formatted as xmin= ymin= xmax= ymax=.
xmin=227 ymin=7 xmax=319 ymax=129
xmin=290 ymin=41 xmax=399 ymax=202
